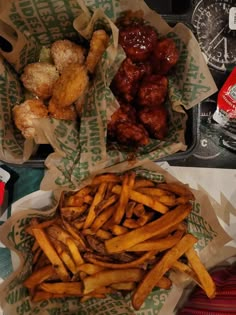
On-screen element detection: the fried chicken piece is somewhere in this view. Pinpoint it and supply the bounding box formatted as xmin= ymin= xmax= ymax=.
xmin=115 ymin=121 xmax=149 ymax=146
xmin=152 ymin=38 xmax=179 ymax=75
xmin=110 ymin=58 xmax=142 ymax=102
xmin=51 ymin=63 xmax=89 ymax=108
xmin=51 ymin=39 xmax=86 ymax=74
xmin=119 ymin=24 xmax=158 ymax=62
xmin=137 ymin=75 xmax=168 ymax=107
xmin=48 ymin=99 xmax=77 ymax=120
xmin=138 ymin=106 xmax=168 ymax=140
xmin=107 ymin=103 xmax=137 ymax=139
xmin=86 ymin=30 xmax=110 ymax=74
xmin=137 ymin=60 xmax=153 ymax=77
xmin=12 ymin=99 xmax=48 ymax=139
xmin=21 ymin=62 xmax=59 ymax=99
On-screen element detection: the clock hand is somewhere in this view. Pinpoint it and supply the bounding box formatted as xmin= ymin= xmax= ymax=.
xmin=208 ymin=26 xmax=226 ymax=46
xmin=223 ymin=37 xmax=228 ymax=61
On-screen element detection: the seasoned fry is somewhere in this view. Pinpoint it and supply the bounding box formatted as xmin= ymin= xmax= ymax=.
xmin=185 ymin=247 xmax=216 ymax=298
xmin=77 ymin=264 xmax=105 ymax=275
xmin=111 ymin=282 xmax=136 ymax=290
xmin=84 ymin=182 xmax=108 ymax=228
xmin=110 ymin=224 xmax=129 ymax=235
xmin=60 ymin=205 xmax=88 ymax=220
xmin=133 ymin=204 xmax=145 ymax=217
xmin=128 ymin=230 xmax=185 ymax=252
xmin=62 ymin=219 xmax=86 ymax=250
xmin=40 ymin=282 xmax=83 ymax=296
xmin=26 ymin=218 xmax=58 ymax=235
xmin=24 ymin=265 xmax=56 ymax=289
xmin=32 ymin=247 xmax=42 ymax=265
xmin=32 ymin=291 xmax=66 ymax=302
xmin=132 ymin=234 xmax=198 ymax=310
xmin=172 ymin=261 xmax=200 ymax=285
xmin=96 ymin=229 xmax=113 ymax=240
xmin=91 ymin=206 xmax=114 ymax=232
xmin=137 ymin=211 xmax=155 ymax=226
xmin=66 ymin=238 xmax=84 ymax=266
xmin=105 ymin=203 xmax=192 ymax=253
xmin=137 ymin=187 xmax=171 ymax=197
xmin=133 ymin=179 xmax=155 ymax=189
xmin=83 ymin=268 xmax=144 ymax=294
xmin=84 ymin=250 xmax=157 ymax=269
xmin=112 ymin=185 xmax=169 ymax=214
xmin=91 ymin=173 xmax=121 ymax=186
xmin=126 ymin=201 xmax=136 ymax=218
xmin=32 ymin=228 xmax=70 ymax=281
xmin=158 ymin=194 xmax=176 ymax=206
xmin=95 ymin=195 xmax=118 ymax=215
xmin=156 ymin=276 xmax=172 ymax=290
xmin=123 ymin=219 xmax=140 ymax=229
xmin=158 ymin=183 xmax=195 ymax=199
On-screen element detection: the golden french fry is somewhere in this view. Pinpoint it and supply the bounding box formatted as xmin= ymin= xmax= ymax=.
xmin=95 ymin=195 xmax=118 ymax=215
xmin=62 ymin=219 xmax=86 ymax=250
xmin=132 ymin=234 xmax=198 ymax=310
xmin=77 ymin=263 xmax=105 ymax=275
xmin=40 ymin=282 xmax=83 ymax=296
xmin=185 ymin=247 xmax=216 ymax=298
xmin=172 ymin=261 xmax=201 ymax=286
xmin=137 ymin=212 xmax=155 ymax=226
xmin=66 ymin=238 xmax=84 ymax=265
xmin=32 ymin=228 xmax=70 ymax=281
xmin=32 ymin=240 xmax=39 ymax=252
xmin=110 ymin=224 xmax=129 ymax=235
xmin=133 ymin=179 xmax=155 ymax=189
xmin=112 ymin=185 xmax=169 ymax=214
xmin=32 ymin=247 xmax=42 ymax=265
xmin=96 ymin=229 xmax=113 ymax=240
xmin=158 ymin=194 xmax=176 ymax=207
xmin=156 ymin=276 xmax=172 ymax=290
xmin=83 ymin=268 xmax=144 ymax=294
xmin=60 ymin=205 xmax=88 ymax=217
xmin=32 ymin=291 xmax=66 ymax=302
xmin=84 ymin=182 xmax=108 ymax=228
xmin=125 ymin=201 xmax=136 ymax=218
xmin=128 ymin=230 xmax=185 ymax=252
xmin=110 ymin=282 xmax=136 ymax=290
xmin=123 ymin=219 xmax=140 ymax=229
xmin=73 ymin=221 xmax=84 ymax=230
xmin=91 ymin=173 xmax=121 ymax=186
xmin=175 ymin=196 xmax=193 ymax=205
xmin=80 ymin=293 xmax=106 ymax=303
xmin=158 ymin=183 xmax=194 ymax=199
xmin=24 ymin=265 xmax=56 ymax=289
xmin=26 ymin=218 xmax=58 ymax=235
xmin=113 ymin=173 xmax=135 ymax=225
xmin=133 ymin=204 xmax=145 ymax=217
xmin=51 ymin=238 xmax=77 ymax=274
xmin=105 ymin=203 xmax=192 ymax=253
xmin=91 ymin=206 xmax=114 ymax=232
xmin=84 ymin=250 xmax=157 ymax=269
xmin=137 ymin=187 xmax=171 ymax=197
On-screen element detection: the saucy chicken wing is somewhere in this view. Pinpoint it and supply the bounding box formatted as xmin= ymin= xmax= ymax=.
xmin=137 ymin=75 xmax=168 ymax=107
xmin=119 ymin=24 xmax=158 ymax=62
xmin=115 ymin=121 xmax=149 ymax=146
xmin=138 ymin=106 xmax=168 ymax=140
xmin=152 ymin=38 xmax=179 ymax=75
xmin=110 ymin=58 xmax=142 ymax=102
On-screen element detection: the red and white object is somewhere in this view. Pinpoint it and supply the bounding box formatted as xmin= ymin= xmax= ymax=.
xmin=0 ymin=168 xmax=10 ymax=206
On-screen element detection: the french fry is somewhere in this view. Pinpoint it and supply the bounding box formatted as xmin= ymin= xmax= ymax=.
xmin=172 ymin=260 xmax=201 ymax=286
xmin=80 ymin=293 xmax=105 ymax=302
xmin=24 ymin=265 xmax=56 ymax=289
xmin=113 ymin=173 xmax=135 ymax=225
xmin=62 ymin=219 xmax=86 ymax=250
xmin=125 ymin=201 xmax=136 ymax=218
xmin=32 ymin=291 xmax=66 ymax=302
xmin=132 ymin=234 xmax=198 ymax=310
xmin=112 ymin=185 xmax=169 ymax=214
xmin=158 ymin=183 xmax=195 ymax=199
xmin=32 ymin=228 xmax=70 ymax=281
xmin=71 ymin=186 xmax=93 ymax=199
xmin=110 ymin=224 xmax=129 ymax=235
xmin=96 ymin=229 xmax=113 ymax=240
xmin=158 ymin=194 xmax=176 ymax=207
xmin=66 ymin=238 xmax=84 ymax=265
xmin=95 ymin=195 xmax=118 ymax=215
xmin=83 ymin=268 xmax=144 ymax=294
xmin=133 ymin=204 xmax=145 ymax=217
xmin=77 ymin=264 xmax=105 ymax=275
xmin=84 ymin=250 xmax=157 ymax=269
xmin=133 ymin=179 xmax=155 ymax=189
xmin=123 ymin=219 xmax=140 ymax=229
xmin=32 ymin=240 xmax=39 ymax=252
xmin=137 ymin=187 xmax=171 ymax=197
xmin=136 ymin=212 xmax=155 ymax=226
xmin=156 ymin=276 xmax=172 ymax=290
xmin=128 ymin=230 xmax=185 ymax=252
xmin=111 ymin=282 xmax=136 ymax=290
xmin=84 ymin=182 xmax=108 ymax=228
xmin=91 ymin=206 xmax=114 ymax=232
xmin=185 ymin=247 xmax=216 ymax=298
xmin=40 ymin=282 xmax=83 ymax=296
xmin=60 ymin=205 xmax=88 ymax=218
xmin=32 ymin=247 xmax=42 ymax=265
xmin=91 ymin=174 xmax=121 ymax=186
xmin=73 ymin=221 xmax=85 ymax=230
xmin=26 ymin=218 xmax=58 ymax=235
xmin=105 ymin=203 xmax=192 ymax=253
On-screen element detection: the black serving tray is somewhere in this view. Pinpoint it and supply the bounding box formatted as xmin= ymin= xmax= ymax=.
xmin=2 ymin=0 xmax=201 ymax=168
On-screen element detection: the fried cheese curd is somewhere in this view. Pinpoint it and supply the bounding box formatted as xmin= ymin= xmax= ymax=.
xmin=21 ymin=62 xmax=59 ymax=100
xmin=109 ymin=20 xmax=179 ymax=146
xmin=12 ymin=99 xmax=48 ymax=139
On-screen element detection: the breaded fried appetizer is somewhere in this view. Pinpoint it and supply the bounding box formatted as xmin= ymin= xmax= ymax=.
xmin=12 ymin=99 xmax=48 ymax=139
xmin=51 ymin=63 xmax=89 ymax=108
xmin=115 ymin=121 xmax=149 ymax=146
xmin=86 ymin=30 xmax=110 ymax=74
xmin=21 ymin=62 xmax=59 ymax=99
xmin=51 ymin=39 xmax=86 ymax=73
xmin=48 ymin=99 xmax=77 ymax=120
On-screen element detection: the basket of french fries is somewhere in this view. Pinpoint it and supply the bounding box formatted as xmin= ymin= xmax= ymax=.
xmin=0 ymin=162 xmax=232 ymax=314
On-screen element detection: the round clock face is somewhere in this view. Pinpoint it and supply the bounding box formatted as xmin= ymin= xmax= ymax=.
xmin=192 ymin=0 xmax=236 ymax=71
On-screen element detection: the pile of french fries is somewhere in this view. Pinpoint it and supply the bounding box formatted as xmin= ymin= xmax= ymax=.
xmin=23 ymin=172 xmax=216 ymax=310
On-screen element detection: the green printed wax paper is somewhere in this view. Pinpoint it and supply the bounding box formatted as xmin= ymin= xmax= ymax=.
xmin=0 ymin=161 xmax=232 ymax=315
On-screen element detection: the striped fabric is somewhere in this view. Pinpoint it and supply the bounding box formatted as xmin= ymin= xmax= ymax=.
xmin=178 ymin=264 xmax=236 ymax=315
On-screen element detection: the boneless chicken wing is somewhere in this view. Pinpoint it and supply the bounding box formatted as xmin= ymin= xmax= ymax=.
xmin=110 ymin=58 xmax=142 ymax=102
xmin=138 ymin=106 xmax=168 ymax=140
xmin=21 ymin=62 xmax=59 ymax=99
xmin=119 ymin=24 xmax=158 ymax=62
xmin=12 ymin=99 xmax=48 ymax=139
xmin=115 ymin=121 xmax=149 ymax=146
xmin=137 ymin=75 xmax=168 ymax=107
xmin=152 ymin=38 xmax=179 ymax=75
xmin=48 ymin=99 xmax=77 ymax=120
xmin=51 ymin=39 xmax=86 ymax=74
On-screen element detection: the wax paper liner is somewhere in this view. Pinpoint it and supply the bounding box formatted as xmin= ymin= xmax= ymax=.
xmin=0 ymin=161 xmax=233 ymax=315
xmin=0 ymin=0 xmax=217 ymax=183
